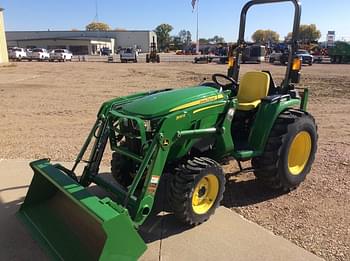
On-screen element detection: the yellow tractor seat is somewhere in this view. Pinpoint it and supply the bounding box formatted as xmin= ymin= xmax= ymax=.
xmin=237 ymin=71 xmax=270 ymax=111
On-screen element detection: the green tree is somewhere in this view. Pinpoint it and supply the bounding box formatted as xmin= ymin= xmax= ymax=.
xmin=170 ymin=36 xmax=183 ymax=50
xmin=252 ymin=29 xmax=280 ymax=43
xmin=199 ymin=38 xmax=209 ymax=44
xmin=285 ymin=24 xmax=321 ymax=43
xmin=209 ymin=35 xmax=225 ymax=44
xmin=155 ymin=24 xmax=174 ymax=51
xmin=178 ymin=30 xmax=192 ymax=47
xmin=85 ymin=22 xmax=111 ymax=31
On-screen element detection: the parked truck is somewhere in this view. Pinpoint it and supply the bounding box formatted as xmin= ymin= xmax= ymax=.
xmin=8 ymin=47 xmax=27 ymax=61
xmin=28 ymin=48 xmax=50 ymax=61
xmin=49 ymin=49 xmax=73 ymax=62
xmin=329 ymin=41 xmax=350 ymax=64
xmin=120 ymin=47 xmax=138 ymax=63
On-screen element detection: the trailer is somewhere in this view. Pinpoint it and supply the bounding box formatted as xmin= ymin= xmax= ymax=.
xmin=329 ymin=41 xmax=350 ymax=64
xmin=241 ymin=45 xmax=266 ymax=63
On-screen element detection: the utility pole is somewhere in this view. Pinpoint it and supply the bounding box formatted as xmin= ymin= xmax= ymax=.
xmin=196 ymin=0 xmax=199 ymax=54
xmin=94 ymin=0 xmax=99 ymax=22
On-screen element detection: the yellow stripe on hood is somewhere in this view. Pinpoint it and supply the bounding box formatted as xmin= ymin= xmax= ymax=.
xmin=170 ymin=94 xmax=224 ymax=112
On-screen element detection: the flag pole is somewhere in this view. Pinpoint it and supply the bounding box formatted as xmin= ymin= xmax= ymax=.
xmin=196 ymin=0 xmax=199 ymax=54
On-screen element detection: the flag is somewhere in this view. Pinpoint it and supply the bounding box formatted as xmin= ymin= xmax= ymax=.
xmin=191 ymin=0 xmax=197 ymax=10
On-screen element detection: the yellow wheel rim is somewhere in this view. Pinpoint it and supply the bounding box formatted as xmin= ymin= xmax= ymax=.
xmin=288 ymin=131 xmax=312 ymax=175
xmin=192 ymin=174 xmax=219 ymax=215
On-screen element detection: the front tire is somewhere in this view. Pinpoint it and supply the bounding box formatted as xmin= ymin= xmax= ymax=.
xmin=168 ymin=157 xmax=225 ymax=226
xmin=252 ymin=109 xmax=318 ymax=191
xmin=111 ymin=152 xmax=134 ymax=187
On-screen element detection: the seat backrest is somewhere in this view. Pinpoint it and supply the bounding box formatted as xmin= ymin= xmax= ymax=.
xmin=237 ymin=71 xmax=270 ymax=103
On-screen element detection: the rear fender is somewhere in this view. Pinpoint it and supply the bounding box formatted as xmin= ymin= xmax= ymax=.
xmin=249 ymin=98 xmax=301 ymax=154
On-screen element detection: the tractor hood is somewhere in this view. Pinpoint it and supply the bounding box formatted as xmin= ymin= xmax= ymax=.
xmin=121 ymin=86 xmax=223 ymax=118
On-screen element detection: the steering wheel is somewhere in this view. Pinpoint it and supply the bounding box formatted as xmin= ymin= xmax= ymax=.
xmin=212 ymin=73 xmax=239 ymax=91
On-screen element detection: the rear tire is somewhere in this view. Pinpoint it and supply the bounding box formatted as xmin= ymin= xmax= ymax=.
xmin=168 ymin=157 xmax=225 ymax=226
xmin=252 ymin=109 xmax=318 ymax=191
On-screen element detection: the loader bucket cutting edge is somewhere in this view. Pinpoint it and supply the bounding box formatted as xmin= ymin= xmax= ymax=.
xmin=18 ymin=159 xmax=147 ymax=261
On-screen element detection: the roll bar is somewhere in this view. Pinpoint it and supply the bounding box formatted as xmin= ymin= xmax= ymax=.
xmin=231 ymin=0 xmax=302 ymax=90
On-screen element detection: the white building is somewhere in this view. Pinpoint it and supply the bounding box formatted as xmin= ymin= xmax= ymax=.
xmin=326 ymin=31 xmax=335 ymax=48
xmin=6 ymin=30 xmax=157 ymax=54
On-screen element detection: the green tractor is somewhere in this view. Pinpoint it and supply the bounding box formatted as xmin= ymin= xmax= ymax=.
xmin=19 ymin=0 xmax=317 ymax=260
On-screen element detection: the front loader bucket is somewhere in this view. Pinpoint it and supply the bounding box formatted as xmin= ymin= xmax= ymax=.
xmin=18 ymin=159 xmax=147 ymax=261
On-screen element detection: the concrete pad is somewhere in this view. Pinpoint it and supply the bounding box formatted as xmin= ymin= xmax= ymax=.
xmin=0 ymin=159 xmax=323 ymax=261
xmin=0 ymin=159 xmax=48 ymax=261
xmin=146 ymin=207 xmax=322 ymax=261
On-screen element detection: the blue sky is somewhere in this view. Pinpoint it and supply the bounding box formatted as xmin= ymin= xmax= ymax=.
xmin=1 ymin=0 xmax=349 ymax=42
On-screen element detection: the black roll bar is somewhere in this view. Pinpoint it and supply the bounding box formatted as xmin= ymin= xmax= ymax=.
xmin=231 ymin=0 xmax=301 ymax=90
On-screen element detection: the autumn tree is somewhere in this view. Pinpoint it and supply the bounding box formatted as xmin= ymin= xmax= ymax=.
xmin=155 ymin=24 xmax=174 ymax=51
xmin=300 ymin=24 xmax=321 ymax=43
xmin=286 ymin=24 xmax=321 ymax=43
xmin=85 ymin=22 xmax=111 ymax=31
xmin=252 ymin=29 xmax=280 ymax=43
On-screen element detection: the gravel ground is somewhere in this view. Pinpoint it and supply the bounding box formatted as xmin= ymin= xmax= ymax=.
xmin=0 ymin=61 xmax=349 ymax=260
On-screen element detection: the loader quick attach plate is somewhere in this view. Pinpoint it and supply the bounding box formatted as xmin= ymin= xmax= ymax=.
xmin=18 ymin=159 xmax=147 ymax=261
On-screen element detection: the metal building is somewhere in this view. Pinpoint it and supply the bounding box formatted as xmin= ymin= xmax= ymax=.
xmin=6 ymin=30 xmax=157 ymax=55
xmin=0 ymin=7 xmax=9 ymax=63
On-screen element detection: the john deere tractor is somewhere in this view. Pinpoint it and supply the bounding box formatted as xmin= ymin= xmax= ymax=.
xmin=19 ymin=0 xmax=317 ymax=260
